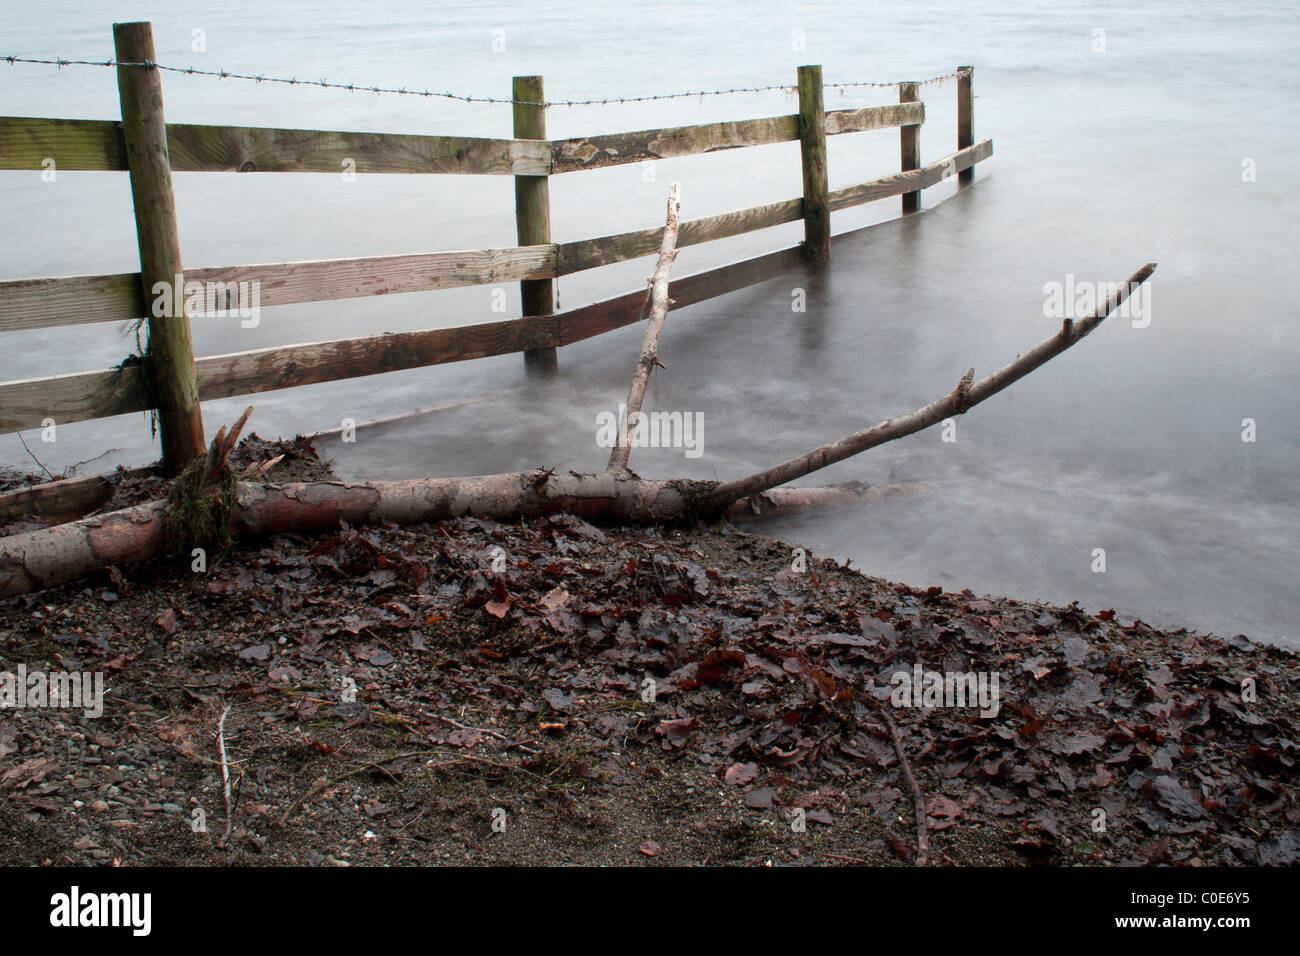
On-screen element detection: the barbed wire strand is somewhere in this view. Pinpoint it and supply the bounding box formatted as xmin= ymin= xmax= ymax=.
xmin=2 ymin=55 xmax=968 ymax=108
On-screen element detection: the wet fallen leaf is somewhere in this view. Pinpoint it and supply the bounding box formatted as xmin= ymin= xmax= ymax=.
xmin=724 ymin=762 xmax=759 ymax=786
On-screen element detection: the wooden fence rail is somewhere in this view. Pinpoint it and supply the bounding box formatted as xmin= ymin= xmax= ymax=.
xmin=0 ymin=21 xmax=989 ymax=475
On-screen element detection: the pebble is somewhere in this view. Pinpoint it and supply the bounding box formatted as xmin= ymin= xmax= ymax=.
xmin=90 ymin=800 xmax=108 ymax=813
xmin=162 ymin=803 xmax=183 ymax=814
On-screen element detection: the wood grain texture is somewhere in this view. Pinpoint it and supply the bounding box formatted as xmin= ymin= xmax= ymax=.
xmin=186 ymin=246 xmax=558 ymax=307
xmin=557 ymin=197 xmax=804 ymax=275
xmin=0 ymin=116 xmax=127 ymax=170
xmin=191 ymin=318 xmax=563 ymax=401
xmin=829 ymin=139 xmax=992 ymax=211
xmin=0 ymin=116 xmax=550 ymax=175
xmin=0 ymin=272 xmax=144 ymax=331
xmin=0 ymin=248 xmax=557 ymax=333
xmin=558 ymin=245 xmax=806 ymax=345
xmin=825 ymin=101 xmax=924 ymax=135
xmin=0 ymin=363 xmax=149 ymax=433
xmin=552 ymin=114 xmax=800 ymax=174
xmin=165 ymin=122 xmax=550 ymax=175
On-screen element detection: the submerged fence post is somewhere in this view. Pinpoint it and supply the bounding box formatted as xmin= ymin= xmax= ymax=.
xmin=957 ymin=65 xmax=974 ymax=185
xmin=512 ymin=75 xmax=557 ymax=375
xmin=113 ymin=21 xmax=205 ymax=476
xmin=899 ymin=81 xmax=921 ymax=213
xmin=796 ymin=64 xmax=830 ymax=265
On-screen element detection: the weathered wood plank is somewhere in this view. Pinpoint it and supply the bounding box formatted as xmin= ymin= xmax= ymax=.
xmin=0 ymin=248 xmax=557 ymax=333
xmin=0 ymin=363 xmax=148 ymax=433
xmin=191 ymin=318 xmax=563 ymax=401
xmin=0 ymin=103 xmax=920 ymax=176
xmin=829 ymin=139 xmax=992 ymax=211
xmin=0 ymin=116 xmax=551 ymax=175
xmin=0 ymin=466 xmax=153 ymax=523
xmin=0 ymin=116 xmax=127 ymax=170
xmin=164 ymin=122 xmax=550 ymax=175
xmin=558 ymin=245 xmax=806 ymax=345
xmin=552 ymin=114 xmax=800 ymax=175
xmin=825 ymin=101 xmax=924 ymax=135
xmin=557 ymin=197 xmax=803 ymax=275
xmin=185 ymin=246 xmax=558 ymax=309
xmin=0 ymin=272 xmax=143 ymax=332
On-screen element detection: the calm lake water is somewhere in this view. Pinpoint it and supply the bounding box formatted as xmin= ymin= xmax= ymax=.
xmin=2 ymin=1 xmax=1296 ymax=648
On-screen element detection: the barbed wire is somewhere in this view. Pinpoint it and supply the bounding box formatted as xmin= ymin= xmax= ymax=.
xmin=3 ymin=55 xmax=968 ymax=108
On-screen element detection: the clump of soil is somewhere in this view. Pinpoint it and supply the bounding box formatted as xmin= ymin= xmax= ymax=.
xmin=0 ymin=441 xmax=1296 ymax=867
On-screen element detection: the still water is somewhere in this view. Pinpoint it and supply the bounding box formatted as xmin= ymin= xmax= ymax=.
xmin=2 ymin=1 xmax=1296 ymax=647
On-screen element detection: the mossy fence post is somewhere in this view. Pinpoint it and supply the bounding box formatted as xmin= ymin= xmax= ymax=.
xmin=796 ymin=64 xmax=830 ymax=265
xmin=113 ymin=21 xmax=205 ymax=475
xmin=512 ymin=75 xmax=557 ymax=375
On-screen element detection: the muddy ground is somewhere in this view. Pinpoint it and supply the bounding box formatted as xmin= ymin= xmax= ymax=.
xmin=1 ymin=437 xmax=1296 ymax=867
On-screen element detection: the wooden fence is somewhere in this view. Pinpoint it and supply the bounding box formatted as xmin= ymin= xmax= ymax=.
xmin=0 ymin=22 xmax=992 ymax=474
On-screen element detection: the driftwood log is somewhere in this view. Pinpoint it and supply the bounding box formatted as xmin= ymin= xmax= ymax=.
xmin=0 ymin=182 xmax=1156 ymax=599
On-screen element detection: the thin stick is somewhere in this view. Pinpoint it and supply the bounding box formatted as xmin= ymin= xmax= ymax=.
xmin=428 ymin=712 xmax=540 ymax=754
xmin=15 ymin=431 xmax=55 ymax=480
xmin=215 ymin=705 xmax=234 ymax=849
xmin=607 ymin=183 xmax=683 ymax=475
xmin=708 ymin=263 xmax=1157 ymax=507
xmin=870 ymin=695 xmax=928 ymax=867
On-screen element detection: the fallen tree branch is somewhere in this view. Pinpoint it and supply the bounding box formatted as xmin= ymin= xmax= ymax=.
xmin=706 ymin=262 xmax=1156 ymax=507
xmin=0 ymin=262 xmax=1155 ymax=599
xmin=608 ymin=182 xmax=683 ymax=476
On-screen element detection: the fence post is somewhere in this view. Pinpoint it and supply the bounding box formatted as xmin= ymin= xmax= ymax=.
xmin=796 ymin=64 xmax=830 ymax=265
xmin=113 ymin=21 xmax=205 ymax=476
xmin=512 ymin=75 xmax=557 ymax=375
xmin=899 ymin=81 xmax=921 ymax=213
xmin=957 ymin=65 xmax=974 ymax=185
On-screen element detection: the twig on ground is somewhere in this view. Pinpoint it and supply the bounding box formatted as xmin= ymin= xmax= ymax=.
xmin=870 ymin=693 xmax=929 ymax=867
xmin=215 ymin=705 xmax=234 ymax=849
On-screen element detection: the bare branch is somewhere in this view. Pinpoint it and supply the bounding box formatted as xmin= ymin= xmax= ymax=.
xmin=607 ymin=183 xmax=683 ymax=475
xmin=707 ymin=262 xmax=1157 ymax=508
